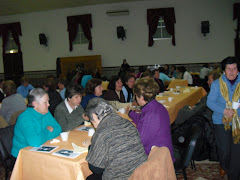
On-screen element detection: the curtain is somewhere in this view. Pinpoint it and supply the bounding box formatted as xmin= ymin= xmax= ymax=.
xmin=0 ymin=22 xmax=22 ymax=55
xmin=234 ymin=3 xmax=240 ymax=57
xmin=147 ymin=8 xmax=176 ymax=47
xmin=67 ymin=14 xmax=92 ymax=51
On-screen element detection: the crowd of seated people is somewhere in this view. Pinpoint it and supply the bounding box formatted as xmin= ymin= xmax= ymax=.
xmin=1 ymin=61 xmax=229 ymax=179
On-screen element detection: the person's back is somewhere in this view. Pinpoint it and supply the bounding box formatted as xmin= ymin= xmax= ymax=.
xmin=0 ymin=94 xmax=26 ymax=124
xmin=48 ymin=89 xmax=62 ymax=116
xmin=0 ymin=80 xmax=27 ymax=124
xmin=87 ymin=113 xmax=147 ymax=180
xmin=0 ymin=90 xmax=4 ymax=102
xmin=200 ymin=67 xmax=211 ymax=79
xmin=183 ymin=71 xmax=193 ymax=85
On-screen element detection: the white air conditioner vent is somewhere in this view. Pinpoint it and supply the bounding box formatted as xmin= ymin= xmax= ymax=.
xmin=106 ymin=10 xmax=130 ymax=16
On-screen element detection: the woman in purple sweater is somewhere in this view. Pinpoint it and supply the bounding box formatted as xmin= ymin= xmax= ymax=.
xmin=128 ymin=78 xmax=175 ymax=161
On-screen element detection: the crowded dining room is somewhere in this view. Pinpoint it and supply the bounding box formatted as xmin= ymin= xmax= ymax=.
xmin=0 ymin=0 xmax=240 ymax=179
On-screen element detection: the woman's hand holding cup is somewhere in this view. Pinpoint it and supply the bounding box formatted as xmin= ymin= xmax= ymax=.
xmin=224 ymin=108 xmax=234 ymax=117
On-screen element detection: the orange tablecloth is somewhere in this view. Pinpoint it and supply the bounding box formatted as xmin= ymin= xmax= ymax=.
xmin=101 ymin=81 xmax=109 ymax=91
xmin=11 ymin=127 xmax=92 ymax=180
xmin=165 ymin=79 xmax=188 ymax=89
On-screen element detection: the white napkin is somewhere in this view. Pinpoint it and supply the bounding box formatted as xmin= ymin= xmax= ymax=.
xmin=158 ymin=100 xmax=166 ymax=104
xmin=183 ymin=88 xmax=190 ymax=93
xmin=72 ymin=143 xmax=88 ymax=153
xmin=50 ymin=138 xmax=60 ymax=144
xmin=84 ymin=121 xmax=91 ymax=126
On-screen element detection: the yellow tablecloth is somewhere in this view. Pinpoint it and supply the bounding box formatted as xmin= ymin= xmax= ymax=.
xmin=10 ymin=127 xmax=92 ymax=180
xmin=190 ymin=72 xmax=200 ymax=76
xmin=121 ymin=87 xmax=206 ymax=125
xmin=165 ymin=79 xmax=188 ymax=89
xmin=156 ymin=87 xmax=206 ymax=124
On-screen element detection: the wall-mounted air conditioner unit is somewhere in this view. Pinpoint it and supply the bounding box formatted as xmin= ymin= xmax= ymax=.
xmin=106 ymin=10 xmax=130 ymax=16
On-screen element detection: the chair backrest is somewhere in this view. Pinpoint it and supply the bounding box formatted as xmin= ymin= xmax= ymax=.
xmin=0 ymin=116 xmax=8 ymax=128
xmin=182 ymin=125 xmax=202 ymax=168
xmin=128 ymin=146 xmax=177 ymax=180
xmin=9 ymin=110 xmax=25 ymax=125
xmin=0 ymin=125 xmax=15 ymax=162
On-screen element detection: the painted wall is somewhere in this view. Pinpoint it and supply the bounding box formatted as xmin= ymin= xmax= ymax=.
xmin=0 ymin=0 xmax=235 ymax=73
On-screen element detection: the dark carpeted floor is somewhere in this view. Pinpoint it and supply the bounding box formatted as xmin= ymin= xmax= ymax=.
xmin=1 ymin=162 xmax=5 ymax=180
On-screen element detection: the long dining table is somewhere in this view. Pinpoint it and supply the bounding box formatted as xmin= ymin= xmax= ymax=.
xmin=156 ymin=86 xmax=206 ymax=124
xmin=10 ymin=127 xmax=92 ymax=180
xmin=114 ymin=86 xmax=206 ymax=125
xmin=165 ymin=79 xmax=188 ymax=89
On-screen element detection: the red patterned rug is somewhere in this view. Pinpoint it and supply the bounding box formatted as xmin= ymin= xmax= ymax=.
xmin=177 ymin=162 xmax=223 ymax=180
xmin=0 ymin=161 xmax=222 ymax=180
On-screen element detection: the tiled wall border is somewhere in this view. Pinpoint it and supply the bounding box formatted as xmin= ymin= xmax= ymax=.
xmin=0 ymin=62 xmax=220 ymax=81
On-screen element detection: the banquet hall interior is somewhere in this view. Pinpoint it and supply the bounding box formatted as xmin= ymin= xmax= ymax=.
xmin=0 ymin=0 xmax=239 ymax=179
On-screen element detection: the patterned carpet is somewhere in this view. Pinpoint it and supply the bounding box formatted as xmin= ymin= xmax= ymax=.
xmin=177 ymin=162 xmax=223 ymax=180
xmin=0 ymin=161 xmax=222 ymax=180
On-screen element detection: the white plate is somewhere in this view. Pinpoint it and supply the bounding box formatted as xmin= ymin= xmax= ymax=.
xmin=172 ymin=92 xmax=180 ymax=95
xmin=158 ymin=100 xmax=166 ymax=104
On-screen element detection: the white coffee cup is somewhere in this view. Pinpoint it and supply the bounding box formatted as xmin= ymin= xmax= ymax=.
xmin=118 ymin=108 xmax=126 ymax=114
xmin=170 ymin=88 xmax=174 ymax=91
xmin=232 ymin=102 xmax=240 ymax=109
xmin=176 ymin=86 xmax=180 ymax=89
xmin=195 ymin=86 xmax=198 ymax=89
xmin=60 ymin=132 xmax=69 ymax=141
xmin=88 ymin=128 xmax=95 ymax=136
xmin=168 ymin=97 xmax=173 ymax=102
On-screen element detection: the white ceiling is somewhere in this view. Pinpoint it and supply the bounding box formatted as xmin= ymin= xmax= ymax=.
xmin=0 ymin=0 xmax=146 ymax=16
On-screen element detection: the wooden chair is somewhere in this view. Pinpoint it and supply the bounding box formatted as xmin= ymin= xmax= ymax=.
xmin=9 ymin=110 xmax=25 ymax=125
xmin=0 ymin=116 xmax=8 ymax=128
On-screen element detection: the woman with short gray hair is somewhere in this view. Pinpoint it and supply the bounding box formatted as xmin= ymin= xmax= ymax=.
xmin=11 ymin=88 xmax=62 ymax=158
xmin=85 ymin=97 xmax=147 ymax=180
xmin=27 ymin=88 xmax=47 ymax=107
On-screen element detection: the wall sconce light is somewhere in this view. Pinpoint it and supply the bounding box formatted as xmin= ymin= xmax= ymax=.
xmin=201 ymin=21 xmax=210 ymax=36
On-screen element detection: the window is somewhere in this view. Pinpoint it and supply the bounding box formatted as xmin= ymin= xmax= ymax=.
xmin=153 ymin=17 xmax=171 ymax=40
xmin=73 ymin=24 xmax=89 ymax=44
xmin=5 ymin=32 xmax=18 ymax=54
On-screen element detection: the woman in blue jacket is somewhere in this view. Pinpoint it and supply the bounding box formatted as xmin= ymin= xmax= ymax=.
xmin=11 ymin=88 xmax=62 ymax=158
xmin=207 ymin=57 xmax=240 ymax=179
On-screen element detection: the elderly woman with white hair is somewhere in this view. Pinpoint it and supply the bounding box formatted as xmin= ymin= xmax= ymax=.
xmin=11 ymin=88 xmax=62 ymax=158
xmin=84 ymin=98 xmax=147 ymax=180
